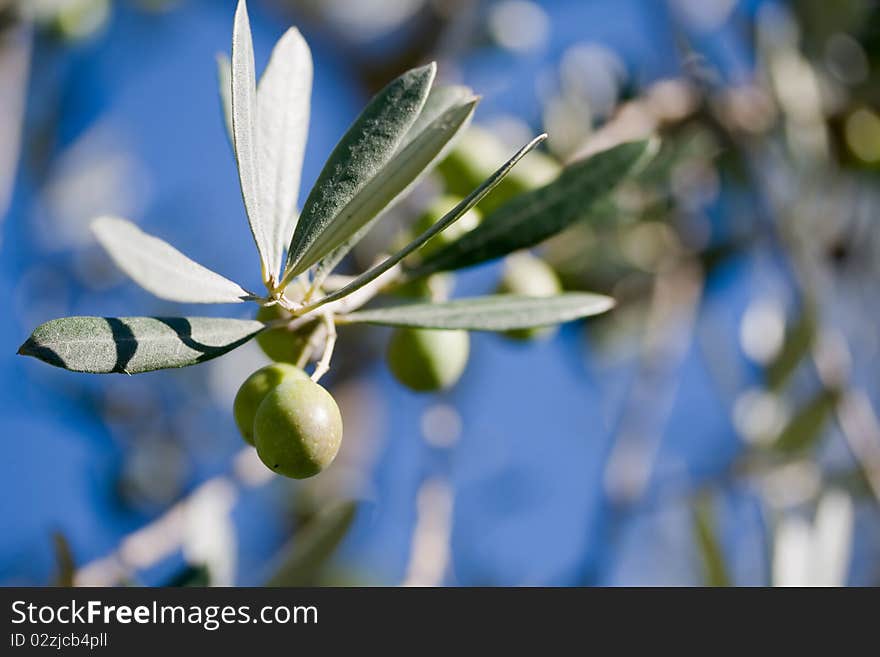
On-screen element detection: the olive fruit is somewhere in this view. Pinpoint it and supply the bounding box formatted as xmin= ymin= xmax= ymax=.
xmin=496 ymin=252 xmax=562 ymax=340
xmin=386 ymin=327 xmax=469 ymax=392
xmin=412 ymin=194 xmax=481 ymax=258
xmin=254 ymin=379 xmax=343 ymax=479
xmin=233 ymin=363 xmax=310 ymax=445
xmin=391 ymin=273 xmax=453 ymax=301
xmin=436 ymin=127 xmax=560 ymax=215
xmin=255 ymin=304 xmax=314 ymax=364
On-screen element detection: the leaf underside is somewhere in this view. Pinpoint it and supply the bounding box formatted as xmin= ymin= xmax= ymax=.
xmin=408 ymin=139 xmax=656 ymax=279
xmin=231 ymin=0 xmax=271 ymax=280
xmin=342 ymin=293 xmax=615 ymax=331
xmin=256 ymin=26 xmax=312 ymax=277
xmin=284 ymin=62 xmax=436 ymax=279
xmin=18 ymin=316 xmax=264 ymax=374
xmin=216 ymin=53 xmax=234 ymax=147
xmin=92 ymin=216 xmax=252 ymax=304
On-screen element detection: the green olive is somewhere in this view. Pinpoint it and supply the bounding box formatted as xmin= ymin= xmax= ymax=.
xmin=386 ymin=327 xmax=469 ymax=392
xmin=233 ymin=363 xmax=310 ymax=445
xmin=254 ymin=379 xmax=343 ymax=479
xmin=436 ymin=127 xmax=560 ymax=215
xmin=391 ymin=273 xmax=453 ymax=301
xmin=496 ymin=252 xmax=562 ymax=340
xmin=412 ymin=194 xmax=482 ymax=258
xmin=255 ymin=304 xmax=314 ymax=364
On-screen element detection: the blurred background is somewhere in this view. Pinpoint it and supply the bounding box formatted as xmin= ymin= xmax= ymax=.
xmin=2 ymin=0 xmax=880 ymax=586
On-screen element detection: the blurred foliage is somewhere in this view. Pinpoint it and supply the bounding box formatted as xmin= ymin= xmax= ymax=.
xmin=266 ymin=500 xmax=357 ymax=586
xmin=692 ymin=494 xmax=730 ymax=587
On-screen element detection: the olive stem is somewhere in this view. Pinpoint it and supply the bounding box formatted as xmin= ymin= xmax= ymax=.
xmin=310 ymin=313 xmax=337 ymax=383
xmin=295 ymin=322 xmax=323 ymax=369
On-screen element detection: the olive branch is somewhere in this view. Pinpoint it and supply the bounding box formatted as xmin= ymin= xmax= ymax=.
xmin=18 ymin=0 xmax=654 ymax=383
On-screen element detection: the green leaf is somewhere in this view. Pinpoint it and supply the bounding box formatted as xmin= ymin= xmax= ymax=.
xmin=283 ymin=62 xmax=437 ymax=280
xmin=257 ymin=27 xmax=312 ymax=278
xmin=92 ymin=216 xmax=254 ymax=304
xmin=216 ymin=53 xmax=233 ymax=147
xmin=310 ymin=84 xmax=477 ymax=285
xmin=341 ymin=293 xmax=614 ymax=331
xmin=692 ymin=494 xmax=731 ymax=587
xmin=408 ymin=139 xmax=657 ymax=278
xmin=400 ymin=84 xmax=474 ymax=149
xmin=304 ymin=135 xmax=546 ymax=312
xmin=52 ymin=532 xmax=76 ymax=587
xmin=18 ymin=316 xmax=264 ymax=374
xmin=772 ymin=389 xmax=839 ymax=454
xmin=266 ymin=501 xmax=357 ymax=586
xmin=766 ymin=303 xmax=816 ymax=391
xmin=231 ymin=0 xmax=270 ymax=282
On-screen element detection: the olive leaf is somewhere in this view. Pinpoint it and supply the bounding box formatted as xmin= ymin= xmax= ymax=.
xmin=18 ymin=316 xmax=265 ymax=374
xmin=92 ymin=216 xmax=255 ymax=304
xmin=766 ymin=303 xmax=816 ymax=391
xmin=282 ymin=62 xmax=436 ymax=281
xmin=692 ymin=495 xmax=731 ymax=587
xmin=305 ymin=134 xmax=547 ymax=312
xmin=340 ymin=293 xmax=614 ymax=331
xmin=772 ymin=389 xmax=840 ymax=454
xmin=231 ymin=0 xmax=270 ymax=282
xmin=407 ymin=139 xmax=658 ymax=279
xmin=401 ymin=84 xmax=474 ymax=146
xmin=266 ymin=501 xmax=357 ymax=586
xmin=310 ymin=92 xmax=478 ymax=286
xmin=257 ymin=26 xmax=312 ymax=270
xmin=52 ymin=532 xmax=76 ymax=587
xmin=215 ymin=53 xmax=233 ymax=147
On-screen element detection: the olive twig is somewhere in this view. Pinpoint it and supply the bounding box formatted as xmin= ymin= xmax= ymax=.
xmin=310 ymin=313 xmax=337 ymax=383
xmin=295 ymin=322 xmax=323 ymax=369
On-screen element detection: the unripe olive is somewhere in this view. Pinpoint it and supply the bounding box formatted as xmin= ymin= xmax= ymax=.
xmin=437 ymin=127 xmax=560 ymax=215
xmin=496 ymin=252 xmax=562 ymax=341
xmin=413 ymin=194 xmax=481 ymax=258
xmin=254 ymin=379 xmax=343 ymax=479
xmin=233 ymin=363 xmax=310 ymax=445
xmin=386 ymin=327 xmax=469 ymax=392
xmin=391 ymin=273 xmax=453 ymax=301
xmin=255 ymin=304 xmax=313 ymax=364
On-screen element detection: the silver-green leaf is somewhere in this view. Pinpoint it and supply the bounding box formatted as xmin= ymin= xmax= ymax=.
xmin=283 ymin=62 xmax=437 ymax=280
xmin=341 ymin=293 xmax=614 ymax=331
xmin=231 ymin=0 xmax=270 ymax=282
xmin=257 ymin=26 xmax=312 ymax=278
xmin=399 ymin=83 xmax=474 ymax=151
xmin=310 ymin=90 xmax=477 ymax=285
xmin=407 ymin=139 xmax=658 ymax=278
xmin=216 ymin=53 xmax=233 ymax=147
xmin=18 ymin=316 xmax=265 ymax=374
xmin=92 ymin=216 xmax=254 ymax=304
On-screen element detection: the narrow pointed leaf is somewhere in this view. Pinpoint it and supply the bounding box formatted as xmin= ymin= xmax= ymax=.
xmin=18 ymin=316 xmax=264 ymax=374
xmin=92 ymin=217 xmax=254 ymax=304
xmin=407 ymin=139 xmax=658 ymax=278
xmin=283 ymin=62 xmax=436 ymax=279
xmin=693 ymin=495 xmax=731 ymax=587
xmin=311 ymin=85 xmax=477 ymax=284
xmin=257 ymin=27 xmax=312 ymax=277
xmin=305 ymin=135 xmax=546 ymax=312
xmin=341 ymin=293 xmax=614 ymax=331
xmin=266 ymin=501 xmax=357 ymax=586
xmin=216 ymin=53 xmax=234 ymax=147
xmin=400 ymin=84 xmax=474 ymax=149
xmin=231 ymin=0 xmax=270 ymax=280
